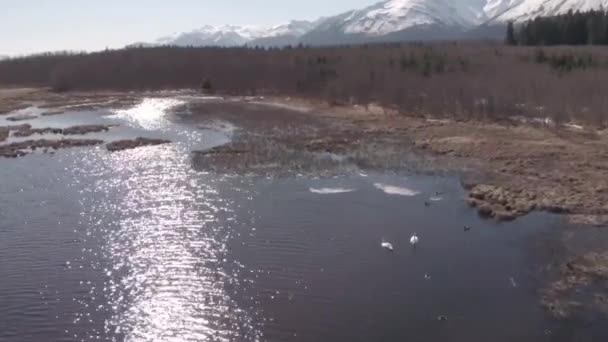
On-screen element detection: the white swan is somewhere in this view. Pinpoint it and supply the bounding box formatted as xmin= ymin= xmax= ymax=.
xmin=410 ymin=233 xmax=419 ymax=246
xmin=381 ymin=242 xmax=394 ymax=251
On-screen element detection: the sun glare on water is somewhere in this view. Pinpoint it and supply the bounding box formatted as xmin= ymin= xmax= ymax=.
xmin=111 ymin=98 xmax=186 ymax=130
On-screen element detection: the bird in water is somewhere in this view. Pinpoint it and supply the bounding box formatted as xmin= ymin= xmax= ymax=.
xmin=410 ymin=233 xmax=419 ymax=246
xmin=424 ymin=201 xmax=431 ymax=207
xmin=464 ymin=225 xmax=472 ymax=232
xmin=381 ymin=241 xmax=394 ymax=251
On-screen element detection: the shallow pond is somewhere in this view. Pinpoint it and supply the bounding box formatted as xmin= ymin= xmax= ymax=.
xmin=0 ymin=97 xmax=599 ymax=341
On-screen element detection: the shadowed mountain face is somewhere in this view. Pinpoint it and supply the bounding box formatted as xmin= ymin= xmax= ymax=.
xmin=134 ymin=0 xmax=606 ymax=47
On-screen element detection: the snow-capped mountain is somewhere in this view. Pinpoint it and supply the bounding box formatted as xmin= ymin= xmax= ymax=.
xmin=331 ymin=0 xmax=487 ymax=36
xmin=302 ymin=0 xmax=608 ymax=44
xmin=300 ymin=0 xmax=490 ymax=44
xmin=134 ymin=0 xmax=608 ymax=47
xmin=156 ymin=25 xmax=266 ymax=47
xmin=149 ymin=20 xmax=317 ymax=47
xmin=487 ymin=0 xmax=608 ymax=22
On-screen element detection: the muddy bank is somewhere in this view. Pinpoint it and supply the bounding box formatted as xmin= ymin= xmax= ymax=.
xmin=186 ymin=97 xmax=608 ymax=323
xmin=542 ymin=251 xmax=608 ymax=318
xmin=10 ymin=124 xmax=113 ymax=138
xmin=2 ymin=88 xmax=608 ymax=323
xmin=0 ymin=88 xmax=44 ymax=114
xmin=6 ymin=114 xmax=37 ymax=122
xmin=187 ymin=97 xmax=608 ymax=228
xmin=0 ymin=139 xmax=103 ymax=158
xmin=106 ymin=137 xmax=171 ymax=152
xmin=243 ymin=97 xmax=608 ymax=227
xmin=1 ymin=124 xmax=31 ymax=142
xmin=1 ymin=88 xmax=606 ymax=226
xmin=4 ymin=124 xmax=113 ymax=138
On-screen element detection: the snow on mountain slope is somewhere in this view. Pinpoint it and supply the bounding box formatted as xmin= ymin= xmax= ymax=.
xmin=342 ymin=0 xmax=487 ymax=35
xmin=490 ymin=0 xmax=608 ymax=22
xmin=484 ymin=0 xmax=524 ymax=18
xmin=264 ymin=20 xmax=317 ymax=37
xmin=301 ymin=0 xmax=608 ymax=43
xmin=309 ymin=0 xmax=488 ymax=37
xmin=156 ymin=25 xmax=263 ymax=46
xmin=154 ymin=20 xmax=315 ymax=47
xmin=135 ymin=0 xmax=608 ymax=48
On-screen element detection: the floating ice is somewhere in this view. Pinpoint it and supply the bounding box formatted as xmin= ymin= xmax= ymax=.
xmin=374 ymin=183 xmax=420 ymax=196
xmin=309 ymin=188 xmax=355 ymax=194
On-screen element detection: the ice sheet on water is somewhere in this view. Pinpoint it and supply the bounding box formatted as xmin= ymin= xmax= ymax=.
xmin=309 ymin=188 xmax=355 ymax=194
xmin=374 ymin=183 xmax=420 ymax=196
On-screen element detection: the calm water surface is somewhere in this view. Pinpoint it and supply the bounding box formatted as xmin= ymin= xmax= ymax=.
xmin=0 ymin=97 xmax=575 ymax=341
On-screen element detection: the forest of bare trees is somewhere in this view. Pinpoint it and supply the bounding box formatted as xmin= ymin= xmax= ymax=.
xmin=1 ymin=43 xmax=607 ymax=126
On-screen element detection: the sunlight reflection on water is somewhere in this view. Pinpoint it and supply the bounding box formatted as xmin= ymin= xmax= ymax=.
xmin=69 ymin=98 xmax=258 ymax=341
xmin=110 ymin=98 xmax=186 ymax=130
xmin=77 ymin=145 xmax=258 ymax=342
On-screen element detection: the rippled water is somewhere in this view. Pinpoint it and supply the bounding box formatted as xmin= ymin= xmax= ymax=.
xmin=0 ymin=97 xmax=587 ymax=341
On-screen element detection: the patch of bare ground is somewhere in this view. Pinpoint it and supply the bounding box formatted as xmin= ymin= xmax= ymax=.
xmin=189 ymin=97 xmax=608 ymax=225
xmin=0 ymin=127 xmax=8 ymax=142
xmin=10 ymin=124 xmax=113 ymax=138
xmin=256 ymin=97 xmax=608 ymax=226
xmin=214 ymin=97 xmax=608 ymax=320
xmin=0 ymin=87 xmax=140 ymax=115
xmin=40 ymin=110 xmax=65 ymax=116
xmin=6 ymin=114 xmax=37 ymax=122
xmin=0 ymin=88 xmax=43 ymax=114
xmin=106 ymin=138 xmax=171 ymax=152
xmin=0 ymin=139 xmax=103 ymax=158
xmin=541 ymin=252 xmax=608 ymax=318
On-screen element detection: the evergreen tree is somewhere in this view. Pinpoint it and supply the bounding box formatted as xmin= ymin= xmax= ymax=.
xmin=509 ymin=9 xmax=608 ymax=46
xmin=506 ymin=22 xmax=517 ymax=45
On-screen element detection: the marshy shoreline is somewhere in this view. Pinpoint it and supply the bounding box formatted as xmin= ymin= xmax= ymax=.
xmin=2 ymin=87 xmax=608 ymax=225
xmin=2 ymin=86 xmax=608 ymax=322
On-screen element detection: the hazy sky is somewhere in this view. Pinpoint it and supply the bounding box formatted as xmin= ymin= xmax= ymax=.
xmin=1 ymin=0 xmax=374 ymax=56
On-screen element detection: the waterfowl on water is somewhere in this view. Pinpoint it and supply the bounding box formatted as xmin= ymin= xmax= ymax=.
xmin=410 ymin=233 xmax=419 ymax=246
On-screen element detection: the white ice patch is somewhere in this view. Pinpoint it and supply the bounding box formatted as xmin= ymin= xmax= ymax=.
xmin=309 ymin=188 xmax=355 ymax=194
xmin=374 ymin=183 xmax=420 ymax=196
xmin=564 ymin=123 xmax=584 ymax=130
xmin=5 ymin=106 xmax=43 ymax=117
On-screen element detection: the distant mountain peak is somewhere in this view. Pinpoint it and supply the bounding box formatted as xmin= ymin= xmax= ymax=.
xmin=488 ymin=0 xmax=608 ymax=22
xmin=150 ymin=20 xmax=316 ymax=47
xmin=132 ymin=0 xmax=608 ymax=48
xmin=317 ymin=0 xmax=488 ymax=37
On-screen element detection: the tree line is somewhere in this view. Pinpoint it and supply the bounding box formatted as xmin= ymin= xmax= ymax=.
xmin=1 ymin=43 xmax=608 ymax=127
xmin=507 ymin=10 xmax=608 ymax=45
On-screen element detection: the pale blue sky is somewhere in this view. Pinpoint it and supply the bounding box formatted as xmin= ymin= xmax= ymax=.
xmin=1 ymin=0 xmax=374 ymax=56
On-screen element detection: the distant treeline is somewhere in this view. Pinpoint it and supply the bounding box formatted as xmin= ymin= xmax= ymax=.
xmin=1 ymin=43 xmax=608 ymax=126
xmin=508 ymin=10 xmax=608 ymax=45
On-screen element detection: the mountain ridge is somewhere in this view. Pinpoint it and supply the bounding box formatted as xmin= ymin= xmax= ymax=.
xmin=132 ymin=0 xmax=608 ymax=47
